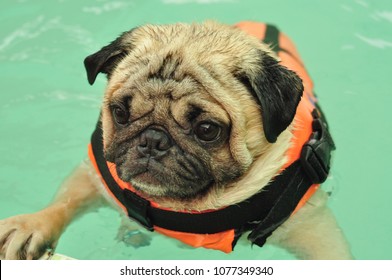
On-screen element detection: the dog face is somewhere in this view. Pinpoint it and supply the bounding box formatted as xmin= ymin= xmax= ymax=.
xmin=84 ymin=22 xmax=303 ymax=201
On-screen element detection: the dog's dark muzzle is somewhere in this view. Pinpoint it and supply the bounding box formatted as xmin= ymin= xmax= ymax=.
xmin=137 ymin=127 xmax=173 ymax=159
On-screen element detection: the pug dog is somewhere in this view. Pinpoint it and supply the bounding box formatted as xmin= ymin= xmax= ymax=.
xmin=0 ymin=21 xmax=353 ymax=260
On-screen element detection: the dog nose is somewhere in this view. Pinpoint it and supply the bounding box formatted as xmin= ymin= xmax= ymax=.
xmin=137 ymin=128 xmax=172 ymax=157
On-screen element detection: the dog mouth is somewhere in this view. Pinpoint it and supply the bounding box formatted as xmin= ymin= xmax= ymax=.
xmin=104 ymin=125 xmax=215 ymax=199
xmin=114 ymin=150 xmax=214 ymax=199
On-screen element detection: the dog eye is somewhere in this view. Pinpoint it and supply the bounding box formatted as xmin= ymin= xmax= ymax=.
xmin=194 ymin=122 xmax=221 ymax=142
xmin=112 ymin=105 xmax=130 ymax=125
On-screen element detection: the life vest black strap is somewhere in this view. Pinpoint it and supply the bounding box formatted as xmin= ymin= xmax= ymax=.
xmin=90 ymin=120 xmax=295 ymax=234
xmin=150 ymin=160 xmax=305 ymax=234
xmin=264 ymin=24 xmax=280 ymax=53
xmin=264 ymin=24 xmax=304 ymax=67
xmin=90 ymin=108 xmax=335 ymax=246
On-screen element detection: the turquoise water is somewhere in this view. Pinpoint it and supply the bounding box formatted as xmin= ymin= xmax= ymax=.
xmin=0 ymin=0 xmax=391 ymax=260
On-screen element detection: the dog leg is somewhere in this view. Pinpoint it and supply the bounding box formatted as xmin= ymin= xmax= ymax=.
xmin=0 ymin=160 xmax=103 ymax=259
xmin=267 ymin=189 xmax=353 ymax=259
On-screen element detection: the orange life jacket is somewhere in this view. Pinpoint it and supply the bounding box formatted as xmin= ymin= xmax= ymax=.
xmin=87 ymin=21 xmax=335 ymax=253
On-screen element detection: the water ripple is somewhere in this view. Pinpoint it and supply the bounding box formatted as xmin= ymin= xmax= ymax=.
xmin=0 ymin=16 xmax=46 ymax=52
xmin=372 ymin=10 xmax=392 ymax=23
xmin=82 ymin=1 xmax=130 ymax=15
xmin=1 ymin=90 xmax=101 ymax=110
xmin=0 ymin=16 xmax=93 ymax=54
xmin=355 ymin=33 xmax=392 ymax=49
xmin=355 ymin=0 xmax=368 ymax=8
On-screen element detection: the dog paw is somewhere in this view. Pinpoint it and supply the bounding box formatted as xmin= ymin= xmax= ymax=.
xmin=0 ymin=211 xmax=61 ymax=260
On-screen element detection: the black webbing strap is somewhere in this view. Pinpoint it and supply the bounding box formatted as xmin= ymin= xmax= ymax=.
xmin=89 ymin=109 xmax=334 ymax=242
xmin=91 ymin=120 xmax=308 ymax=234
xmin=150 ymin=161 xmax=306 ymax=234
xmin=90 ymin=106 xmax=334 ymax=247
xmin=247 ymin=161 xmax=312 ymax=246
xmin=264 ymin=24 xmax=304 ymax=67
xmin=91 ymin=122 xmax=128 ymax=206
xmin=264 ymin=24 xmax=280 ymax=53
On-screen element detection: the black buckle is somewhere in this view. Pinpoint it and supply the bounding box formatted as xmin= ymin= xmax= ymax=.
xmin=300 ymin=109 xmax=336 ymax=184
xmin=122 ymin=189 xmax=154 ymax=231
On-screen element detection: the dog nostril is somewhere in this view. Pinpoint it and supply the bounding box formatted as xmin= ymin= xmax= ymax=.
xmin=139 ymin=128 xmax=172 ymax=153
xmin=139 ymin=132 xmax=148 ymax=148
xmin=157 ymin=133 xmax=171 ymax=151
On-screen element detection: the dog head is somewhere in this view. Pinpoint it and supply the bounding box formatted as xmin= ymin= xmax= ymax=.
xmin=84 ymin=22 xmax=303 ymax=202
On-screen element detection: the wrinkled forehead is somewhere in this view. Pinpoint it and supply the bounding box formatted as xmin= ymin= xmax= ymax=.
xmin=105 ymin=58 xmax=232 ymax=128
xmin=102 ymin=22 xmax=260 ymax=128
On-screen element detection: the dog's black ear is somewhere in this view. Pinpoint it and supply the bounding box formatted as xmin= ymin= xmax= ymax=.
xmin=84 ymin=30 xmax=134 ymax=85
xmin=238 ymin=53 xmax=303 ymax=143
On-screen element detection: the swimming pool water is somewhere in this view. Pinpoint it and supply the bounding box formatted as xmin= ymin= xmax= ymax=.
xmin=1 ymin=0 xmax=391 ymax=260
